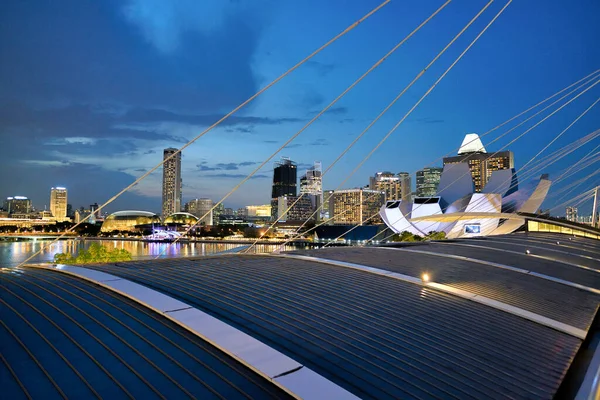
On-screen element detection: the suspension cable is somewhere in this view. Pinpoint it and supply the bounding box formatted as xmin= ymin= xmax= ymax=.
xmin=156 ymin=0 xmax=454 ymax=258
xmin=279 ymin=0 xmax=513 ymax=250
xmin=243 ymin=0 xmax=494 ymax=253
xmin=15 ymin=1 xmax=392 ymax=268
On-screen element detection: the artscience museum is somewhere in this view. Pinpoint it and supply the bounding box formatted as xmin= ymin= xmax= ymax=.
xmin=380 ymin=135 xmax=552 ymax=239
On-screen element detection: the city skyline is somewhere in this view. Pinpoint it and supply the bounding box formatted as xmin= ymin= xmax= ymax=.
xmin=0 ymin=1 xmax=598 ymax=214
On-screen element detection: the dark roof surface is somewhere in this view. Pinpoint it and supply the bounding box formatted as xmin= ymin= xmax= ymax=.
xmin=290 ymin=246 xmax=598 ymax=330
xmin=1 ymin=268 xmax=291 ymax=399
xmin=83 ymin=253 xmax=585 ymax=399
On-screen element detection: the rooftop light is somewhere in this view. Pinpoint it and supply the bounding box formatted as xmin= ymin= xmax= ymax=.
xmin=422 ymin=273 xmax=430 ymax=283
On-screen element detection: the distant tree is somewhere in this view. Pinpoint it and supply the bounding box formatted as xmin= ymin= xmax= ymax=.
xmin=425 ymin=231 xmax=446 ymax=241
xmin=391 ymin=231 xmax=423 ymax=242
xmin=54 ymin=243 xmax=132 ymax=264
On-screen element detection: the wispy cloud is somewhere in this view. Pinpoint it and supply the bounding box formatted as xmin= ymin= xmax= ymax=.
xmin=196 ymin=161 xmax=259 ymax=171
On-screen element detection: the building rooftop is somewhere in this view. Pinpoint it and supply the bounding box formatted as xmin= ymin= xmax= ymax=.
xmin=4 ymin=231 xmax=599 ymax=399
xmin=1 ymin=268 xmax=291 ymax=399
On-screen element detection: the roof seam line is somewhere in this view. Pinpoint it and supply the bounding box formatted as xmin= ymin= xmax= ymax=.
xmin=269 ymin=254 xmax=588 ymax=339
xmin=385 ymin=247 xmax=600 ymax=294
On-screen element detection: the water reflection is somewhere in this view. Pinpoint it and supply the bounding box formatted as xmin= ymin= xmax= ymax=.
xmin=0 ymin=239 xmax=304 ymax=267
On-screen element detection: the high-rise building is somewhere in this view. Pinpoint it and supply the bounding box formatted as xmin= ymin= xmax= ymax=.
xmin=300 ymin=161 xmax=324 ymax=219
xmin=224 ymin=208 xmax=234 ymax=216
xmin=184 ymin=198 xmax=213 ymax=225
xmin=443 ymin=133 xmax=514 ymax=192
xmin=90 ymin=203 xmax=100 ymax=219
xmin=272 ymin=196 xmax=314 ymax=222
xmin=328 ymin=188 xmax=385 ymax=225
xmin=162 ymin=148 xmax=182 ymax=217
xmin=271 ymin=157 xmax=297 ymax=220
xmin=416 ymin=167 xmax=443 ymax=197
xmin=369 ymin=172 xmax=411 ymax=201
xmin=4 ymin=196 xmax=32 ymax=215
xmin=213 ymin=203 xmax=225 ymax=223
xmin=271 ymin=157 xmax=297 ymax=199
xmin=50 ymin=187 xmax=68 ymax=221
xmin=566 ymin=206 xmax=578 ymax=222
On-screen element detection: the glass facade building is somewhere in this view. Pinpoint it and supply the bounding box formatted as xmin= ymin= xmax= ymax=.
xmin=416 ymin=167 xmax=443 ymax=197
xmin=50 ymin=187 xmax=68 ymax=221
xmin=444 ymin=150 xmax=514 ymax=192
xmin=328 ymin=188 xmax=385 ymax=225
xmin=369 ymin=172 xmax=411 ymax=201
xmin=184 ymin=198 xmax=214 ymax=226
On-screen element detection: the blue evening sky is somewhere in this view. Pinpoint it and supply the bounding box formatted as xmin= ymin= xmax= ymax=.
xmin=0 ymin=0 xmax=598 ymax=215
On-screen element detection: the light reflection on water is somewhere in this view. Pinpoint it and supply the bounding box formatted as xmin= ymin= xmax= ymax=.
xmin=0 ymin=239 xmax=304 ymax=267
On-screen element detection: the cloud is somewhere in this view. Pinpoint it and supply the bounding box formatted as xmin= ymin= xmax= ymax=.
xmin=284 ymin=143 xmax=302 ymax=149
xmin=305 ymin=61 xmax=336 ymax=76
xmin=120 ymin=107 xmax=304 ymax=126
xmin=200 ymin=173 xmax=269 ymax=179
xmin=328 ymin=106 xmax=348 ymax=115
xmin=197 ymin=161 xmax=259 ymax=171
xmin=0 ymin=0 xmax=267 ymax=112
xmin=309 ymin=138 xmax=330 ymax=146
xmin=263 ymin=140 xmax=278 ymax=144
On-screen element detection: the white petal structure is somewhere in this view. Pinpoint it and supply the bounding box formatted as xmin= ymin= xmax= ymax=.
xmin=380 ymin=161 xmax=551 ymax=238
xmin=458 ymin=133 xmax=487 ymax=154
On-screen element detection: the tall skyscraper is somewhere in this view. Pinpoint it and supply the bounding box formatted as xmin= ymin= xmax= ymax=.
xmin=566 ymin=206 xmax=578 ymax=222
xmin=184 ymin=198 xmax=213 ymax=225
xmin=416 ymin=167 xmax=443 ymax=197
xmin=50 ymin=187 xmax=68 ymax=221
xmin=369 ymin=172 xmax=411 ymax=201
xmin=328 ymin=188 xmax=385 ymax=225
xmin=162 ymin=148 xmax=182 ymax=217
xmin=271 ymin=157 xmax=297 ymax=219
xmin=272 ymin=157 xmax=297 ymax=198
xmin=300 ymin=161 xmax=324 ymax=218
xmin=443 ymin=133 xmax=514 ymax=192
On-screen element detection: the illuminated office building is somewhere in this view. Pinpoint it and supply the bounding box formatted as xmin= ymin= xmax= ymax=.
xmin=369 ymin=172 xmax=411 ymax=201
xmin=272 ymin=196 xmax=314 ymax=222
xmin=566 ymin=206 xmax=578 ymax=222
xmin=184 ymin=198 xmax=213 ymax=226
xmin=50 ymin=187 xmax=68 ymax=221
xmin=5 ymin=196 xmax=32 ymax=215
xmin=443 ymin=133 xmax=514 ymax=192
xmin=329 ymin=188 xmax=385 ymax=225
xmin=162 ymin=148 xmax=182 ymax=217
xmin=416 ymin=167 xmax=443 ymax=197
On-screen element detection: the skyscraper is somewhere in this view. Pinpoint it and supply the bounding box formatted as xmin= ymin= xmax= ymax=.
xmin=328 ymin=188 xmax=385 ymax=225
xmin=50 ymin=187 xmax=68 ymax=221
xmin=300 ymin=161 xmax=324 ymax=218
xmin=443 ymin=133 xmax=514 ymax=192
xmin=184 ymin=198 xmax=213 ymax=225
xmin=566 ymin=206 xmax=578 ymax=222
xmin=416 ymin=167 xmax=443 ymax=197
xmin=162 ymin=148 xmax=182 ymax=217
xmin=369 ymin=172 xmax=411 ymax=201
xmin=272 ymin=157 xmax=297 ymax=198
xmin=271 ymin=157 xmax=297 ymax=219
xmin=4 ymin=196 xmax=32 ymax=215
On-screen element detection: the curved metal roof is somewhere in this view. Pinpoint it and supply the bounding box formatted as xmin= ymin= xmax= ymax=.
xmin=164 ymin=212 xmax=199 ymax=223
xmin=1 ymin=268 xmax=292 ymax=399
xmin=105 ymin=210 xmax=159 ymax=218
xmin=6 ymin=232 xmax=599 ymax=399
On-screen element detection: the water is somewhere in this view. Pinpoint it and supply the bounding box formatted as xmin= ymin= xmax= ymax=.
xmin=0 ymin=239 xmax=306 ymax=267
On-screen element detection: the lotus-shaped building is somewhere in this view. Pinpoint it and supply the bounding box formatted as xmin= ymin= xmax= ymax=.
xmin=380 ymin=135 xmax=551 ymax=238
